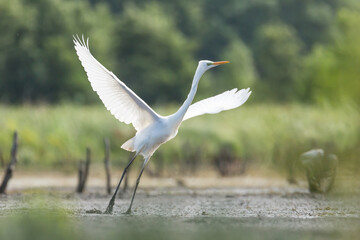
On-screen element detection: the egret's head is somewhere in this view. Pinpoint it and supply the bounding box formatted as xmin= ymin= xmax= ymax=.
xmin=198 ymin=60 xmax=230 ymax=71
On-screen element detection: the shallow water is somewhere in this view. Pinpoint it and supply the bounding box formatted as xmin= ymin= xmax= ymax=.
xmin=1 ymin=186 xmax=359 ymax=239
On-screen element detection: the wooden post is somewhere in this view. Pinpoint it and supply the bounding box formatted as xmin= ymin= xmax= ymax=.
xmin=76 ymin=161 xmax=85 ymax=193
xmin=104 ymin=138 xmax=111 ymax=194
xmin=0 ymin=131 xmax=18 ymax=194
xmin=76 ymin=147 xmax=91 ymax=193
xmin=83 ymin=147 xmax=91 ymax=190
xmin=0 ymin=150 xmax=4 ymax=168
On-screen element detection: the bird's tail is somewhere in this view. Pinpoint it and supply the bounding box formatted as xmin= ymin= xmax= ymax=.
xmin=121 ymin=138 xmax=135 ymax=152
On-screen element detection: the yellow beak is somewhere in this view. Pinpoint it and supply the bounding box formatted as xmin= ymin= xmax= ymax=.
xmin=212 ymin=61 xmax=230 ymax=65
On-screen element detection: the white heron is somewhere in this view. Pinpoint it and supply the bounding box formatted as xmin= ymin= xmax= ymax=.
xmin=73 ymin=35 xmax=251 ymax=214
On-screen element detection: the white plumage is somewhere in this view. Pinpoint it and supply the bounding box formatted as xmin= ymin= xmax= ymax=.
xmin=183 ymin=88 xmax=251 ymax=121
xmin=73 ymin=35 xmax=251 ymax=214
xmin=74 ymin=36 xmax=159 ymax=132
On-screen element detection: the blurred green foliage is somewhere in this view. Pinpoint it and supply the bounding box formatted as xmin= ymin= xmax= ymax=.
xmin=0 ymin=104 xmax=358 ymax=176
xmin=0 ymin=0 xmax=360 ymax=177
xmin=254 ymin=22 xmax=302 ymax=101
xmin=0 ymin=0 xmax=360 ymax=105
xmin=0 ymin=0 xmax=114 ymax=103
xmin=113 ymin=2 xmax=195 ymax=104
xmin=300 ymin=7 xmax=360 ymax=105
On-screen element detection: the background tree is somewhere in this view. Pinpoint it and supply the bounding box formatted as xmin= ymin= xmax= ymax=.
xmin=0 ymin=0 xmax=359 ymax=106
xmin=113 ymin=3 xmax=195 ymax=104
xmin=216 ymin=39 xmax=257 ymax=91
xmin=0 ymin=0 xmax=114 ymax=103
xmin=254 ymin=23 xmax=303 ymax=102
xmin=279 ymin=0 xmax=338 ymax=49
xmin=300 ymin=7 xmax=360 ymax=105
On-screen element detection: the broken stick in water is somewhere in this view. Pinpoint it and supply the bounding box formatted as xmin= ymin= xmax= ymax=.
xmin=76 ymin=147 xmax=91 ymax=193
xmin=0 ymin=131 xmax=18 ymax=194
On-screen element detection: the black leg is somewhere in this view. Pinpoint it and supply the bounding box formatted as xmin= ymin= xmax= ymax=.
xmin=104 ymin=153 xmax=137 ymax=214
xmin=124 ymin=162 xmax=147 ymax=214
xmin=120 ymin=155 xmax=132 ymax=196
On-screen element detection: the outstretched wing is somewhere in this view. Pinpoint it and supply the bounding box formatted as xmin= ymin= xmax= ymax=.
xmin=73 ymin=36 xmax=160 ymax=131
xmin=183 ymin=88 xmax=251 ymax=121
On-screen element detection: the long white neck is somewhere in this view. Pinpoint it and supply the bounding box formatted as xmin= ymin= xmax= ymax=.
xmin=170 ymin=65 xmax=206 ymax=124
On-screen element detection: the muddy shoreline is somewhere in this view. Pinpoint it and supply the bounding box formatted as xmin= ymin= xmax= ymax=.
xmin=1 ymin=175 xmax=359 ymax=239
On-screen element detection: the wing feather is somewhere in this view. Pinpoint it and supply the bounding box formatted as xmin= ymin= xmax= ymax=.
xmin=73 ymin=36 xmax=160 ymax=131
xmin=183 ymin=88 xmax=251 ymax=121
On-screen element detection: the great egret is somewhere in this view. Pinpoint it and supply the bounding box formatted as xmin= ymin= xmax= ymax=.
xmin=73 ymin=35 xmax=251 ymax=214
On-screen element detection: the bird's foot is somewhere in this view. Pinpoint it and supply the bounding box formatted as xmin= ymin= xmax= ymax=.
xmin=104 ymin=205 xmax=113 ymax=214
xmin=104 ymin=199 xmax=115 ymax=214
xmin=124 ymin=208 xmax=132 ymax=215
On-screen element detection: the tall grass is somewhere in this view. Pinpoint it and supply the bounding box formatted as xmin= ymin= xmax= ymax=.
xmin=0 ymin=104 xmax=359 ymax=176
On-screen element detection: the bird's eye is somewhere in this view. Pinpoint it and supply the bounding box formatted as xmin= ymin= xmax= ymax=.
xmin=206 ymin=63 xmax=212 ymax=66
